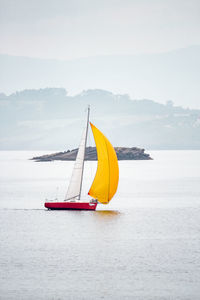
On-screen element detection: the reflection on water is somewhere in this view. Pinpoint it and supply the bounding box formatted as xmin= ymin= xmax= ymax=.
xmin=94 ymin=210 xmax=121 ymax=219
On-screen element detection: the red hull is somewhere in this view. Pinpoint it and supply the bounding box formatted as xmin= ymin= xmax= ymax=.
xmin=45 ymin=201 xmax=97 ymax=210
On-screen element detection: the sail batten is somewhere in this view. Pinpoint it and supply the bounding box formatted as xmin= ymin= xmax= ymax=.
xmin=88 ymin=123 xmax=119 ymax=204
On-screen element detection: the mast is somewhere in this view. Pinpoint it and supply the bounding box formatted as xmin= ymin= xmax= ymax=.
xmin=78 ymin=105 xmax=90 ymax=199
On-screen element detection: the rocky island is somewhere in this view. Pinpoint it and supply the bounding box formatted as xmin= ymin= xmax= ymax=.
xmin=32 ymin=147 xmax=152 ymax=161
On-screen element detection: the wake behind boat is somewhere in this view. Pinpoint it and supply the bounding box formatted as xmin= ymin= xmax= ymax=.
xmin=45 ymin=106 xmax=119 ymax=210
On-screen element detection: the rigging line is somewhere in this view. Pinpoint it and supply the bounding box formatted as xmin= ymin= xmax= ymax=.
xmin=88 ymin=123 xmax=94 ymax=183
xmin=78 ymin=106 xmax=90 ymax=200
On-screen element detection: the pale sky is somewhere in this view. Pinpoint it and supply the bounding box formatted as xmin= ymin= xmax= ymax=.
xmin=0 ymin=0 xmax=200 ymax=60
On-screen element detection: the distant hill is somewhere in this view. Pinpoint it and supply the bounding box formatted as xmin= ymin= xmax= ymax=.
xmin=0 ymin=88 xmax=200 ymax=150
xmin=0 ymin=45 xmax=200 ymax=108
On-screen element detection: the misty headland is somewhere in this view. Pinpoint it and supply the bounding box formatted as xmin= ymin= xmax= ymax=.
xmin=0 ymin=88 xmax=200 ymax=151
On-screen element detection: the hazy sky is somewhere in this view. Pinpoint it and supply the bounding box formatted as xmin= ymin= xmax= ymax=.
xmin=0 ymin=0 xmax=200 ymax=60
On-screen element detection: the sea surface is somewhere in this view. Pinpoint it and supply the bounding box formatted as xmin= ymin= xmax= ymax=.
xmin=0 ymin=150 xmax=200 ymax=300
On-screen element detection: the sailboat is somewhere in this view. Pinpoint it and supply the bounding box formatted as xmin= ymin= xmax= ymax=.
xmin=44 ymin=107 xmax=119 ymax=210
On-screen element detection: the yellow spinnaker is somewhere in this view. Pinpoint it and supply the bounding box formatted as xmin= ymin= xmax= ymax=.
xmin=88 ymin=123 xmax=119 ymax=204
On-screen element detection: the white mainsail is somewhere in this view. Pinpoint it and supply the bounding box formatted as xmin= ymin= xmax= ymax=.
xmin=65 ymin=107 xmax=89 ymax=200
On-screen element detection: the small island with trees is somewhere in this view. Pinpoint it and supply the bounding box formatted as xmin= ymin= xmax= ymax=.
xmin=32 ymin=146 xmax=152 ymax=162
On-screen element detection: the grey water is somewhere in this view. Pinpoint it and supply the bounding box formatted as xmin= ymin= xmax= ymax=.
xmin=0 ymin=151 xmax=200 ymax=299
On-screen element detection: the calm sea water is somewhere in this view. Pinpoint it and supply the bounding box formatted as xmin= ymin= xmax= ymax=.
xmin=0 ymin=151 xmax=200 ymax=299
